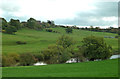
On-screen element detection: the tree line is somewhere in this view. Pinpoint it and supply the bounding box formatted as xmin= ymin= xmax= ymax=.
xmin=79 ymin=26 xmax=120 ymax=35
xmin=1 ymin=17 xmax=55 ymax=34
xmin=1 ymin=17 xmax=120 ymax=35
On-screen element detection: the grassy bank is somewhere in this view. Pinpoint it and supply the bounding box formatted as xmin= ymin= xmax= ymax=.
xmin=2 ymin=59 xmax=118 ymax=77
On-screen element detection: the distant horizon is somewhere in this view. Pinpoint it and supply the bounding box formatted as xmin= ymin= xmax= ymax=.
xmin=1 ymin=17 xmax=118 ymax=29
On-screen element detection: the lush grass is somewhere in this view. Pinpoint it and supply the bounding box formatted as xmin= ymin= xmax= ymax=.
xmin=2 ymin=29 xmax=119 ymax=77
xmin=2 ymin=59 xmax=118 ymax=77
xmin=2 ymin=27 xmax=118 ymax=54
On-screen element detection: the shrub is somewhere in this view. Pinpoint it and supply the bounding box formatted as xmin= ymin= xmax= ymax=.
xmin=65 ymin=27 xmax=72 ymax=33
xmin=46 ymin=29 xmax=53 ymax=32
xmin=16 ymin=41 xmax=26 ymax=44
xmin=33 ymin=53 xmax=44 ymax=61
xmin=2 ymin=30 xmax=6 ymax=33
xmin=2 ymin=55 xmax=16 ymax=67
xmin=115 ymin=36 xmax=119 ymax=38
xmin=19 ymin=53 xmax=37 ymax=66
xmin=7 ymin=53 xmax=20 ymax=62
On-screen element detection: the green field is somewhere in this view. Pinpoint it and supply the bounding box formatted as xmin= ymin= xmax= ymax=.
xmin=2 ymin=59 xmax=118 ymax=77
xmin=2 ymin=27 xmax=118 ymax=54
xmin=2 ymin=27 xmax=119 ymax=77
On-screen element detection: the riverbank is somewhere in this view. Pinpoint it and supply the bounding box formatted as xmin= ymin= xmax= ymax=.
xmin=2 ymin=59 xmax=118 ymax=77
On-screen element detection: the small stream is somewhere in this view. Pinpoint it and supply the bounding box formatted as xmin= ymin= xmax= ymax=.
xmin=110 ymin=54 xmax=120 ymax=59
xmin=34 ymin=54 xmax=120 ymax=66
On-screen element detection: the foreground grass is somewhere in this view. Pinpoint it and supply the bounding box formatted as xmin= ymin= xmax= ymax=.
xmin=2 ymin=59 xmax=118 ymax=77
xmin=2 ymin=27 xmax=118 ymax=54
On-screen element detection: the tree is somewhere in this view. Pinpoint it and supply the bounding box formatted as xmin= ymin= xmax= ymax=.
xmin=47 ymin=20 xmax=55 ymax=27
xmin=1 ymin=18 xmax=8 ymax=30
xmin=82 ymin=36 xmax=112 ymax=61
xmin=9 ymin=19 xmax=21 ymax=30
xmin=27 ymin=18 xmax=37 ymax=29
xmin=19 ymin=53 xmax=37 ymax=66
xmin=43 ymin=45 xmax=71 ymax=64
xmin=95 ymin=27 xmax=100 ymax=31
xmin=90 ymin=26 xmax=94 ymax=31
xmin=27 ymin=18 xmax=43 ymax=30
xmin=73 ymin=46 xmax=86 ymax=62
xmin=5 ymin=25 xmax=17 ymax=34
xmin=43 ymin=35 xmax=75 ymax=64
xmin=65 ymin=27 xmax=73 ymax=33
xmin=56 ymin=35 xmax=75 ymax=48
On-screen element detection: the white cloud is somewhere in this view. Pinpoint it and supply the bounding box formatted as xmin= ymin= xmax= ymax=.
xmin=102 ymin=16 xmax=117 ymax=21
xmin=0 ymin=0 xmax=97 ymax=20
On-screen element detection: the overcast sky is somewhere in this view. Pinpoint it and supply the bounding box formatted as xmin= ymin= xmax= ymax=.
xmin=0 ymin=0 xmax=119 ymax=28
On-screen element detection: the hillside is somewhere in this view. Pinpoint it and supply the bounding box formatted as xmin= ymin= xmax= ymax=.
xmin=2 ymin=27 xmax=118 ymax=54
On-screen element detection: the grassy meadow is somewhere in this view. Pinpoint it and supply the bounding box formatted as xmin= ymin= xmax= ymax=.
xmin=2 ymin=59 xmax=118 ymax=77
xmin=2 ymin=27 xmax=118 ymax=54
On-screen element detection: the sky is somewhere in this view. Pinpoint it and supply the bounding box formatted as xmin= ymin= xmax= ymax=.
xmin=0 ymin=0 xmax=119 ymax=28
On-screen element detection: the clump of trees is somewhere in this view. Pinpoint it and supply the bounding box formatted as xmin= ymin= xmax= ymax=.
xmin=82 ymin=36 xmax=112 ymax=61
xmin=2 ymin=18 xmax=8 ymax=30
xmin=26 ymin=18 xmax=43 ymax=30
xmin=1 ymin=18 xmax=17 ymax=34
xmin=2 ymin=52 xmax=37 ymax=67
xmin=1 ymin=17 xmax=56 ymax=34
xmin=43 ymin=35 xmax=74 ymax=64
xmin=2 ymin=53 xmax=20 ymax=67
xmin=43 ymin=45 xmax=70 ymax=64
xmin=5 ymin=26 xmax=17 ymax=34
xmin=9 ymin=19 xmax=22 ymax=30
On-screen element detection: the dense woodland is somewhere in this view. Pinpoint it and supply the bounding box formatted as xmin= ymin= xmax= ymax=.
xmin=0 ymin=17 xmax=119 ymax=67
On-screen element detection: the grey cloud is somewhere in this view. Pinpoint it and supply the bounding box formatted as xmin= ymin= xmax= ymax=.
xmin=0 ymin=1 xmax=20 ymax=12
xmin=2 ymin=12 xmax=29 ymax=22
xmin=55 ymin=2 xmax=118 ymax=26
xmin=0 ymin=0 xmax=22 ymax=21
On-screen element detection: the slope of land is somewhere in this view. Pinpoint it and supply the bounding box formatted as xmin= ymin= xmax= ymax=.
xmin=2 ymin=27 xmax=118 ymax=54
